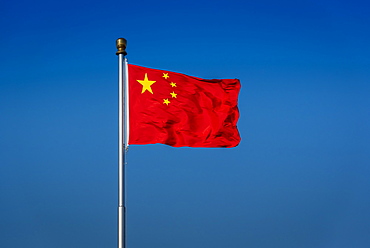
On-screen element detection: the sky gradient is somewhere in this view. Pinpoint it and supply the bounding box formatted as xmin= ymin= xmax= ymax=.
xmin=1 ymin=0 xmax=369 ymax=247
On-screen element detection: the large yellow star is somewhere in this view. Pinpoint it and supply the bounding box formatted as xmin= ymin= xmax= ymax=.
xmin=137 ymin=73 xmax=156 ymax=94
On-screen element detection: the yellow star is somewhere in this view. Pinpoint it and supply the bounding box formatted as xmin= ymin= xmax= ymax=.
xmin=137 ymin=73 xmax=156 ymax=94
xmin=170 ymin=92 xmax=177 ymax=98
xmin=170 ymin=82 xmax=177 ymax=87
xmin=163 ymin=99 xmax=170 ymax=105
xmin=162 ymin=73 xmax=169 ymax=79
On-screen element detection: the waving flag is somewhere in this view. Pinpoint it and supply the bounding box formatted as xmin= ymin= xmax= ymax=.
xmin=128 ymin=64 xmax=241 ymax=148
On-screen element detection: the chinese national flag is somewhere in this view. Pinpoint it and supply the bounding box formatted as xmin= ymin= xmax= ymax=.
xmin=128 ymin=64 xmax=241 ymax=148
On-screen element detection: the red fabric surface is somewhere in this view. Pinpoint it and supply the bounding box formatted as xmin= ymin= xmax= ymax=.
xmin=128 ymin=64 xmax=241 ymax=148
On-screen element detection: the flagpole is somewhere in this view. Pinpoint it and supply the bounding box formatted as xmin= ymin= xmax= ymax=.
xmin=116 ymin=38 xmax=128 ymax=248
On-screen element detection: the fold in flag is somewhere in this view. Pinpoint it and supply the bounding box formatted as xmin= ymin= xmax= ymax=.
xmin=128 ymin=64 xmax=241 ymax=148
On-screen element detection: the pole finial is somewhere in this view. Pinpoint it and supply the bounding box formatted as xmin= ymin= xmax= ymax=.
xmin=116 ymin=38 xmax=127 ymax=56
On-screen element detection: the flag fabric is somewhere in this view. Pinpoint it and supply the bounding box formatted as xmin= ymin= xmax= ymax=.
xmin=128 ymin=64 xmax=241 ymax=148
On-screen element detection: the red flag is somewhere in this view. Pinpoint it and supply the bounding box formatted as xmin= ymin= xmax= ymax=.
xmin=128 ymin=64 xmax=241 ymax=148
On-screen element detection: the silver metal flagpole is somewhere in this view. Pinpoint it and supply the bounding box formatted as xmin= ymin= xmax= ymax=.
xmin=116 ymin=38 xmax=128 ymax=248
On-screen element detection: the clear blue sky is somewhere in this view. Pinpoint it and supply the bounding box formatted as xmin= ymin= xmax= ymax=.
xmin=1 ymin=0 xmax=369 ymax=247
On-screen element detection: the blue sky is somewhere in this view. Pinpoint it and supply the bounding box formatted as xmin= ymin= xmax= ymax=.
xmin=1 ymin=0 xmax=369 ymax=247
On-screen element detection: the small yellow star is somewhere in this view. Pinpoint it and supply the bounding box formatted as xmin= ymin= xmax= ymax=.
xmin=137 ymin=73 xmax=156 ymax=94
xmin=170 ymin=92 xmax=177 ymax=98
xmin=163 ymin=99 xmax=170 ymax=105
xmin=170 ymin=82 xmax=177 ymax=87
xmin=162 ymin=73 xmax=169 ymax=79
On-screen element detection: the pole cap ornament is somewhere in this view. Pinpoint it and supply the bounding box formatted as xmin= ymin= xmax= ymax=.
xmin=116 ymin=38 xmax=127 ymax=55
